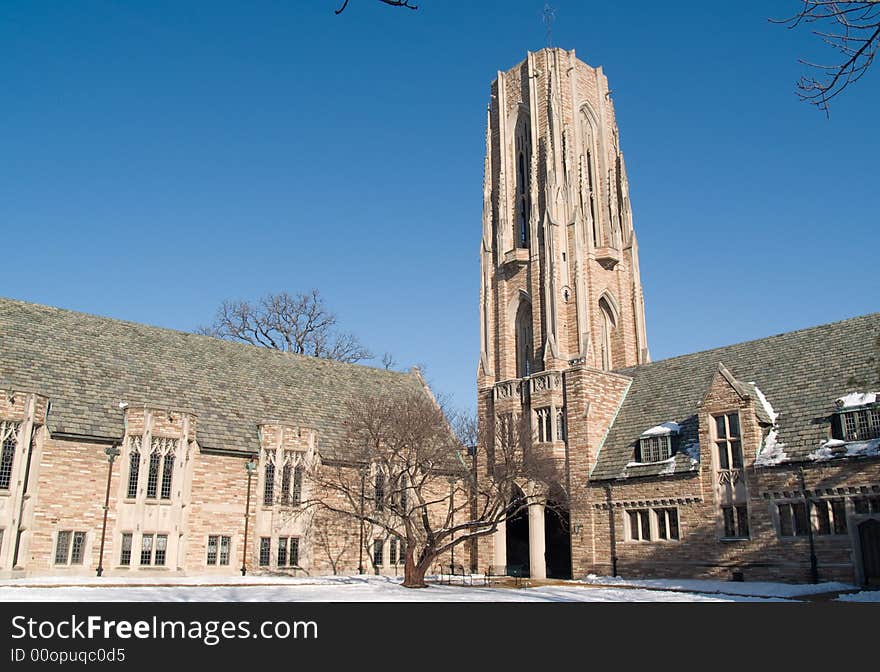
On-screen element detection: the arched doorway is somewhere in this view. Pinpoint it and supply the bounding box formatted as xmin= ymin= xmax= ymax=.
xmin=545 ymin=503 xmax=572 ymax=580
xmin=505 ymin=488 xmax=530 ymax=577
xmin=859 ymin=519 xmax=880 ymax=586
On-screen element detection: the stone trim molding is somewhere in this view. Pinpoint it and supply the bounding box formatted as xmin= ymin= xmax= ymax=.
xmin=593 ymin=496 xmax=703 ymax=510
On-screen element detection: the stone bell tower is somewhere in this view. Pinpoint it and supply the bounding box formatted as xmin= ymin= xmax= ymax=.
xmin=476 ymin=48 xmax=649 ymax=579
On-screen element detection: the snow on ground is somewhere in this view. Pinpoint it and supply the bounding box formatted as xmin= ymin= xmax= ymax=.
xmin=0 ymin=575 xmax=794 ymax=602
xmin=836 ymin=590 xmax=880 ymax=603
xmin=581 ymin=574 xmax=856 ymax=598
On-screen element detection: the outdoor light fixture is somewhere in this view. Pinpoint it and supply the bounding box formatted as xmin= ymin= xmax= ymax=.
xmin=96 ymin=443 xmax=121 ymax=577
xmin=241 ymin=459 xmax=257 ymax=576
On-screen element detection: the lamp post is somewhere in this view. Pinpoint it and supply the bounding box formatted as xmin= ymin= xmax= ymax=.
xmin=241 ymin=459 xmax=257 ymax=576
xmin=96 ymin=443 xmax=120 ymax=577
xmin=358 ymin=470 xmax=366 ymax=575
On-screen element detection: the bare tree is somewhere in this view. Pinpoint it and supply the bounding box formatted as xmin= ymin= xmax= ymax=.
xmin=334 ymin=0 xmax=417 ymax=14
xmin=306 ymin=390 xmax=560 ymax=588
xmin=775 ymin=1 xmax=880 ymax=113
xmin=197 ymin=289 xmax=372 ymax=363
xmin=310 ymin=510 xmax=358 ymax=575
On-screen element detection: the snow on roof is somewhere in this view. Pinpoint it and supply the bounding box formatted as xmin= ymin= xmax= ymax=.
xmin=640 ymin=421 xmax=681 ymax=437
xmin=810 ymin=437 xmax=880 ymax=462
xmin=751 ymin=383 xmax=778 ymax=424
xmin=835 ymin=392 xmax=878 ymax=409
xmin=755 ymin=429 xmax=788 ymax=466
xmin=752 ymin=383 xmax=788 ymax=466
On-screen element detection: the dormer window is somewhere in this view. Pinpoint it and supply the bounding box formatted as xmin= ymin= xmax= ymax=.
xmin=834 ymin=393 xmax=880 ymax=442
xmin=637 ymin=422 xmax=680 ymax=462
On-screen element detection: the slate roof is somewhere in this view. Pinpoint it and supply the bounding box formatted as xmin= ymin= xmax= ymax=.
xmin=0 ymin=297 xmax=430 ymax=459
xmin=592 ymin=312 xmax=880 ymax=481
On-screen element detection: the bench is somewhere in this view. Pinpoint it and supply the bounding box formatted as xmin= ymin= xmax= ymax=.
xmin=485 ymin=564 xmax=525 ymax=586
xmin=438 ymin=563 xmax=474 ymax=586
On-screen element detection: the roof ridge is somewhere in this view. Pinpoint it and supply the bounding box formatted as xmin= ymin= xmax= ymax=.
xmin=614 ymin=311 xmax=880 ymax=374
xmin=0 ymin=295 xmax=411 ymax=378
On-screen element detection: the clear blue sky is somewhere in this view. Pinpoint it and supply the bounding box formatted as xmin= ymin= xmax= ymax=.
xmin=2 ymin=1 xmax=878 ymax=416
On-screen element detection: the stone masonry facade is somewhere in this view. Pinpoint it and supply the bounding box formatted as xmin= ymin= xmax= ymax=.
xmin=477 ymin=48 xmax=880 ymax=585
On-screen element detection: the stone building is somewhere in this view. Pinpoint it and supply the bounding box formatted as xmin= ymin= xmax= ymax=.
xmin=476 ymin=48 xmax=880 ymax=585
xmin=0 ymin=297 xmax=454 ymax=578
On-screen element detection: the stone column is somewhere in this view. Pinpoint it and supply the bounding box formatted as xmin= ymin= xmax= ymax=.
xmin=492 ymin=524 xmax=506 ymax=569
xmin=528 ymin=502 xmax=546 ymax=579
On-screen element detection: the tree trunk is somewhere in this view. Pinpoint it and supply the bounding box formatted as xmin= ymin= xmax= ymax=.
xmin=401 ymin=550 xmax=432 ymax=588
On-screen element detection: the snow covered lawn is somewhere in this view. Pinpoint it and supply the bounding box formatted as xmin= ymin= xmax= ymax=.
xmin=580 ymin=574 xmax=857 ymax=598
xmin=0 ymin=575 xmax=822 ymax=602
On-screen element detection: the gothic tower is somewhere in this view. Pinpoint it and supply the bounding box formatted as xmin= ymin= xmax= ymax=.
xmin=477 ymin=48 xmax=649 ymax=579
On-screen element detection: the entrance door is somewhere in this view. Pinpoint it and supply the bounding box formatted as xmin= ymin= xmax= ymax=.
xmin=505 ymin=506 xmax=530 ymax=578
xmin=545 ymin=505 xmax=572 ymax=580
xmin=859 ymin=519 xmax=880 ymax=586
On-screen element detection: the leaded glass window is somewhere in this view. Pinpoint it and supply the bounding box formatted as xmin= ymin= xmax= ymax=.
xmin=70 ymin=531 xmax=86 ymax=564
xmin=54 ymin=531 xmax=71 ymax=564
xmin=277 ymin=537 xmax=288 ymax=566
xmin=289 ymin=538 xmax=299 ymax=566
xmin=140 ymin=535 xmax=153 ymax=565
xmin=207 ymin=535 xmax=218 ymax=565
xmin=154 ymin=534 xmax=167 ymax=565
xmin=714 ymin=413 xmax=742 ymax=470
xmin=259 ymin=537 xmax=270 ymax=566
xmin=0 ymin=421 xmax=21 ymax=490
xmin=219 ymin=536 xmax=230 ymax=565
xmin=264 ymin=462 xmax=275 ymax=506
xmin=120 ymin=533 xmax=132 ymax=565
xmin=126 ymin=436 xmax=141 ymax=499
xmin=373 ymin=539 xmax=384 ymax=566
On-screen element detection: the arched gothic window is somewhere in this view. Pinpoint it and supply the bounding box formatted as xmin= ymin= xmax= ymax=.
xmin=514 ymin=114 xmax=531 ymax=249
xmin=599 ymin=297 xmax=617 ymax=371
xmin=515 ymin=299 xmax=533 ymax=379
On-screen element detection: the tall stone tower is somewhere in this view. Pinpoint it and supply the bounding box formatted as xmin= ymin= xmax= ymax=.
xmin=477 ymin=48 xmax=649 ymax=579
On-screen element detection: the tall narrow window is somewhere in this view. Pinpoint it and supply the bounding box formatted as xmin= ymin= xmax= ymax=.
xmin=281 ymin=463 xmax=292 ymax=505
xmin=536 ymin=407 xmax=552 ymax=442
xmin=259 ymin=537 xmax=271 ymax=566
xmin=264 ymin=462 xmax=275 ymax=506
xmin=146 ymin=450 xmax=161 ymax=499
xmin=126 ymin=437 xmax=141 ymax=499
xmin=278 ymin=537 xmax=288 ymax=566
xmin=70 ymin=532 xmax=86 ymax=564
xmin=515 ymin=117 xmax=531 ymax=249
xmin=389 ymin=539 xmax=398 ymax=566
xmin=556 ymin=409 xmax=566 ymax=443
xmin=120 ymin=533 xmax=132 ymax=566
xmin=219 ymin=536 xmax=230 ymax=565
xmin=515 ymin=300 xmax=533 ymax=379
xmin=375 ymin=472 xmax=385 ymax=511
xmin=140 ymin=535 xmax=154 ymax=565
xmin=0 ymin=421 xmax=20 ymax=490
xmin=373 ymin=539 xmax=384 ymax=566
xmin=154 ymin=535 xmax=167 ymax=566
xmin=398 ymin=475 xmax=407 ymax=512
xmin=207 ymin=535 xmax=218 ymax=565
xmin=714 ymin=413 xmax=743 ymax=470
xmin=599 ymin=298 xmax=616 ymax=371
xmin=292 ymin=465 xmax=303 ymax=504
xmin=289 ymin=538 xmax=300 ymax=566
xmin=54 ymin=531 xmax=71 ymax=565
xmin=160 ymin=452 xmax=174 ymax=500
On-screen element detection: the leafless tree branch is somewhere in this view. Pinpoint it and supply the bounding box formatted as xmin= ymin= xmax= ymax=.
xmin=335 ymin=0 xmax=418 ymax=15
xmin=197 ymin=289 xmax=372 ymax=363
xmin=773 ymin=1 xmax=880 ymax=114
